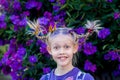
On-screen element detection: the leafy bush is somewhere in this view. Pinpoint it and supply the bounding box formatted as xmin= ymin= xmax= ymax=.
xmin=0 ymin=0 xmax=120 ymax=80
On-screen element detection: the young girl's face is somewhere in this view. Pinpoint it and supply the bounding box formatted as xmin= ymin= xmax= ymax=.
xmin=47 ymin=34 xmax=78 ymax=67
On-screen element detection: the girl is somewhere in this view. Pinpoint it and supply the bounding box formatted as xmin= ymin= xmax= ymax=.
xmin=27 ymin=20 xmax=100 ymax=80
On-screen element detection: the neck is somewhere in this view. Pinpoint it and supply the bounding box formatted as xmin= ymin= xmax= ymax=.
xmin=55 ymin=64 xmax=74 ymax=76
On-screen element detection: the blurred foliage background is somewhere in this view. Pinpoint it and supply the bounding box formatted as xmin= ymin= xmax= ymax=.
xmin=0 ymin=0 xmax=120 ymax=80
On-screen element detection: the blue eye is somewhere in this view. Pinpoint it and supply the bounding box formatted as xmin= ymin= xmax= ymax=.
xmin=64 ymin=45 xmax=70 ymax=49
xmin=53 ymin=46 xmax=59 ymax=50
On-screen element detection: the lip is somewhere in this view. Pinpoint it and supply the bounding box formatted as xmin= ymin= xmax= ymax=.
xmin=57 ymin=55 xmax=68 ymax=58
xmin=57 ymin=56 xmax=68 ymax=61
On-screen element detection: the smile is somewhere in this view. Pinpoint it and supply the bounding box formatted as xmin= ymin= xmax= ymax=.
xmin=57 ymin=56 xmax=68 ymax=61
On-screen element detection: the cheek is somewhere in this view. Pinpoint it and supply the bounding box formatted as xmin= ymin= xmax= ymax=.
xmin=51 ymin=50 xmax=58 ymax=56
xmin=68 ymin=48 xmax=74 ymax=53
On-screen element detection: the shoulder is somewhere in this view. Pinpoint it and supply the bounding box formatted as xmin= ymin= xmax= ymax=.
xmin=76 ymin=68 xmax=94 ymax=80
xmin=39 ymin=73 xmax=50 ymax=80
xmin=40 ymin=69 xmax=54 ymax=80
xmin=40 ymin=75 xmax=46 ymax=80
xmin=84 ymin=73 xmax=94 ymax=80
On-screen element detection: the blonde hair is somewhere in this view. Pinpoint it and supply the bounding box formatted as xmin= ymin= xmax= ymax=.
xmin=46 ymin=28 xmax=79 ymax=45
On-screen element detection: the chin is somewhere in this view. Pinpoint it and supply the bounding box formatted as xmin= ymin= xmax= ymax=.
xmin=58 ymin=62 xmax=70 ymax=67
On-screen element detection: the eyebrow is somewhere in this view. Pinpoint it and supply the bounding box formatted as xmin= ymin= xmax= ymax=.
xmin=52 ymin=42 xmax=72 ymax=46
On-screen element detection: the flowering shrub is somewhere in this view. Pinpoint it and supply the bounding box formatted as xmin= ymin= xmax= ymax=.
xmin=0 ymin=0 xmax=120 ymax=80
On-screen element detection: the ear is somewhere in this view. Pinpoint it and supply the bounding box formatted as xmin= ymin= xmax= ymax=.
xmin=47 ymin=46 xmax=52 ymax=55
xmin=73 ymin=44 xmax=79 ymax=54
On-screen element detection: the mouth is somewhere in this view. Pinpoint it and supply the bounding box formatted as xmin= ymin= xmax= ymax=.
xmin=57 ymin=56 xmax=68 ymax=61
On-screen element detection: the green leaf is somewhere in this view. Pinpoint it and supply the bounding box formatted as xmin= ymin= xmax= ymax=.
xmin=66 ymin=11 xmax=71 ymax=17
xmin=102 ymin=44 xmax=109 ymax=50
xmin=60 ymin=4 xmax=68 ymax=10
xmin=0 ymin=44 xmax=9 ymax=54
xmin=117 ymin=34 xmax=120 ymax=41
xmin=5 ymin=30 xmax=13 ymax=34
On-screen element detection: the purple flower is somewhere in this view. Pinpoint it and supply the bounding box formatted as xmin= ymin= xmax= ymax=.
xmin=26 ymin=39 xmax=33 ymax=46
xmin=10 ymin=71 xmax=21 ymax=80
xmin=59 ymin=17 xmax=65 ymax=23
xmin=107 ymin=0 xmax=113 ymax=2
xmin=78 ymin=37 xmax=86 ymax=51
xmin=109 ymin=51 xmax=118 ymax=61
xmin=1 ymin=51 xmax=10 ymax=64
xmin=10 ymin=61 xmax=22 ymax=71
xmin=56 ymin=21 xmax=65 ymax=27
xmin=118 ymin=64 xmax=120 ymax=70
xmin=114 ymin=12 xmax=120 ymax=20
xmin=29 ymin=78 xmax=34 ymax=80
xmin=22 ymin=11 xmax=30 ymax=17
xmin=36 ymin=2 xmax=42 ymax=10
xmin=83 ymin=42 xmax=97 ymax=55
xmin=59 ymin=0 xmax=66 ymax=4
xmin=110 ymin=52 xmax=118 ymax=61
xmin=104 ymin=51 xmax=119 ymax=61
xmin=49 ymin=0 xmax=55 ymax=2
xmin=0 ymin=14 xmax=6 ymax=29
xmin=38 ymin=17 xmax=49 ymax=26
xmin=25 ymin=1 xmax=42 ymax=10
xmin=18 ymin=18 xmax=27 ymax=27
xmin=13 ymin=25 xmax=19 ymax=31
xmin=0 ymin=0 xmax=6 ymax=4
xmin=13 ymin=1 xmax=21 ymax=11
xmin=112 ymin=70 xmax=120 ymax=77
xmin=5 ymin=52 xmax=23 ymax=72
xmin=0 ymin=21 xmax=6 ymax=29
xmin=74 ymin=27 xmax=85 ymax=34
xmin=16 ymin=47 xmax=26 ymax=57
xmin=53 ymin=15 xmax=60 ymax=21
xmin=10 ymin=15 xmax=27 ymax=30
xmin=2 ymin=65 xmax=11 ymax=75
xmin=10 ymin=15 xmax=20 ymax=25
xmin=53 ymin=5 xmax=60 ymax=12
xmin=43 ymin=67 xmax=51 ymax=74
xmin=39 ymin=43 xmax=48 ymax=54
xmin=0 ymin=61 xmax=2 ymax=67
xmin=0 ymin=14 xmax=6 ymax=21
xmin=10 ymin=15 xmax=19 ymax=21
xmin=59 ymin=10 xmax=66 ymax=17
xmin=1 ymin=0 xmax=9 ymax=11
xmin=79 ymin=37 xmax=85 ymax=43
xmin=10 ymin=38 xmax=16 ymax=44
xmin=38 ymin=41 xmax=50 ymax=57
xmin=8 ymin=38 xmax=17 ymax=54
xmin=29 ymin=55 xmax=38 ymax=64
xmin=118 ymin=55 xmax=120 ymax=62
xmin=13 ymin=19 xmax=20 ymax=25
xmin=104 ymin=53 xmax=111 ymax=60
xmin=98 ymin=28 xmax=110 ymax=39
xmin=25 ymin=1 xmax=38 ymax=9
xmin=44 ymin=11 xmax=52 ymax=20
xmin=36 ymin=40 xmax=42 ymax=46
xmin=84 ymin=60 xmax=97 ymax=72
xmin=78 ymin=45 xmax=82 ymax=51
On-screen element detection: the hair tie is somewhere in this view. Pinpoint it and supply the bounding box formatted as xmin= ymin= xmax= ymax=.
xmin=26 ymin=19 xmax=47 ymax=41
xmin=48 ymin=23 xmax=56 ymax=33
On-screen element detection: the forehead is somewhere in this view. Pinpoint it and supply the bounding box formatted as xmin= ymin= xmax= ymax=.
xmin=50 ymin=34 xmax=74 ymax=45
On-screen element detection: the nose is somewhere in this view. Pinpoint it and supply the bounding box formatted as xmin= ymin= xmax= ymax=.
xmin=59 ymin=48 xmax=65 ymax=55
